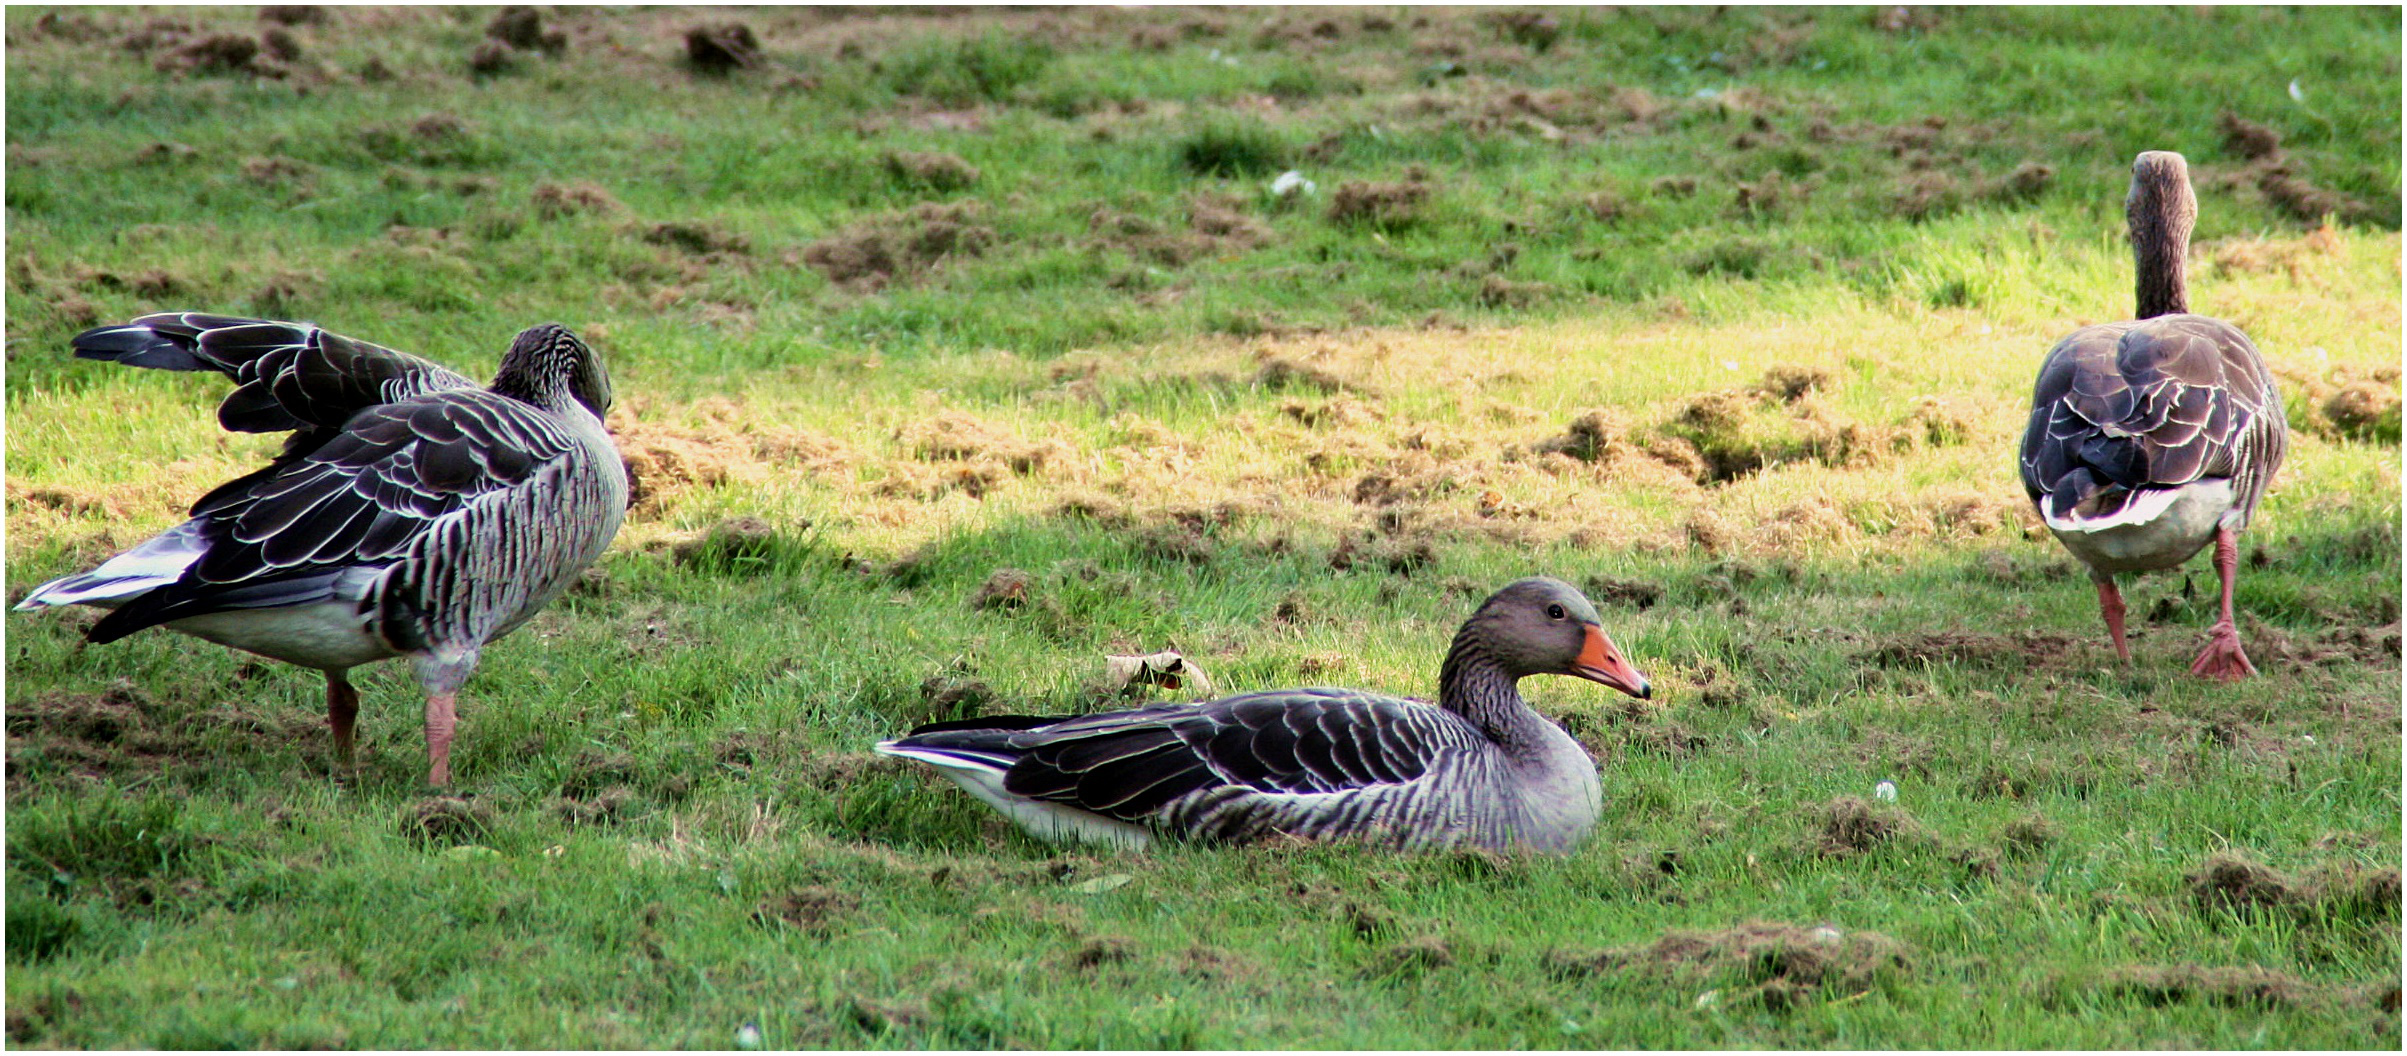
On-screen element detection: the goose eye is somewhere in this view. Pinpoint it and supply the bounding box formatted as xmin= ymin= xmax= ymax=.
xmin=1546 ymin=604 xmax=1566 ymax=620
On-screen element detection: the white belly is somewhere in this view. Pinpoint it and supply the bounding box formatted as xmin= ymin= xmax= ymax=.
xmin=167 ymin=602 xmax=397 ymax=672
xmin=2048 ymin=479 xmax=2234 ymax=574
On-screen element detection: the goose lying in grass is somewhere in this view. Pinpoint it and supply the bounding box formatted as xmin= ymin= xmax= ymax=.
xmin=877 ymin=577 xmax=1650 ymax=853
xmin=15 ymin=314 xmax=628 ymax=785
xmin=2019 ymin=152 xmax=2288 ymax=679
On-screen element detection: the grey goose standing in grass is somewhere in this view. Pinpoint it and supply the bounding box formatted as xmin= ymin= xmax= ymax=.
xmin=15 ymin=314 xmax=628 ymax=784
xmin=2019 ymin=151 xmax=2286 ymax=679
xmin=877 ymin=577 xmax=1650 ymax=853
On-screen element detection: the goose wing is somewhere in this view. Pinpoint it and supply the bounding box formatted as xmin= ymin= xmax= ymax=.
xmin=86 ymin=388 xmax=582 ymax=645
xmin=945 ymin=688 xmax=1488 ymax=823
xmin=72 ymin=313 xmax=479 ymax=434
xmin=2019 ymin=315 xmax=2283 ymax=527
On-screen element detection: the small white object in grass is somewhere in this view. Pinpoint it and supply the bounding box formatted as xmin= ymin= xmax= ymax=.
xmin=1271 ymin=170 xmax=1316 ymax=197
xmin=1560 ymin=1018 xmax=1583 ymax=1035
xmin=1719 ymin=359 xmax=1739 ymax=371
xmin=1874 ymin=779 xmax=1898 ymax=802
xmin=736 ymin=1022 xmax=762 ymax=1050
xmin=1692 ymin=87 xmax=1720 ymax=101
xmin=1811 ymin=925 xmax=1844 ymax=943
xmin=443 ymin=844 xmax=500 ymax=860
xmin=2300 ymin=734 xmax=2316 ymax=744
xmin=2288 ymin=78 xmax=2305 ymax=103
xmin=1693 ymin=989 xmax=1722 ymax=1010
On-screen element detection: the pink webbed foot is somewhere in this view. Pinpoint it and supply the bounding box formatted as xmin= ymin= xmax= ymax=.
xmin=2189 ymin=625 xmax=2258 ymax=681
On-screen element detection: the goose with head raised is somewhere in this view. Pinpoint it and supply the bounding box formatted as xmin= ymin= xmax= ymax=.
xmin=15 ymin=313 xmax=629 ymax=784
xmin=876 ymin=577 xmax=1650 ymax=853
xmin=2019 ymin=152 xmax=2287 ymax=678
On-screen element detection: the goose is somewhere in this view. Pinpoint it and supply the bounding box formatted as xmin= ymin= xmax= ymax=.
xmin=15 ymin=313 xmax=629 ymax=784
xmin=875 ymin=577 xmax=1650 ymax=853
xmin=2019 ymin=152 xmax=2287 ymax=679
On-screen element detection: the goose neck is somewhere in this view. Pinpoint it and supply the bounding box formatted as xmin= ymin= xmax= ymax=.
xmin=2128 ymin=164 xmax=2195 ymax=319
xmin=1437 ymin=628 xmax=1541 ymax=745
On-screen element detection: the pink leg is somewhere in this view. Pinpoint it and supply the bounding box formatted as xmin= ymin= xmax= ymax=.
xmin=2189 ymin=527 xmax=2258 ymax=680
xmin=326 ymin=673 xmax=360 ymax=777
xmin=424 ymin=692 xmax=458 ymax=787
xmin=2095 ymin=577 xmax=2131 ymax=661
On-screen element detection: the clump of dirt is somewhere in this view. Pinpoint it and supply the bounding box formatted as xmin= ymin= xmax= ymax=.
xmin=919 ymin=675 xmax=995 ymax=721
xmin=1548 ymin=921 xmax=1910 ymax=1000
xmin=899 ymin=411 xmax=1062 ymax=475
xmin=1976 ymin=161 xmax=2055 ymax=204
xmin=399 ymin=796 xmax=494 ymax=845
xmin=2102 ymin=964 xmax=2310 ymax=1008
xmin=155 ymin=33 xmax=263 ymax=76
xmin=610 ymin=403 xmax=853 ymax=515
xmin=2254 ymin=163 xmax=2379 ymax=226
xmin=1254 ymin=355 xmax=1349 ymax=394
xmin=1328 ymin=178 xmax=1432 ymax=229
xmin=1583 ymin=575 xmax=1662 ymax=611
xmin=754 ymin=885 xmax=859 ymax=934
xmin=2186 ymin=854 xmax=2296 ymax=914
xmin=968 ymin=568 xmax=1033 ymax=611
xmin=467 ymin=41 xmax=517 ymax=76
xmin=2324 ymin=381 xmax=2403 ymax=444
xmin=671 ymin=516 xmax=790 ymax=572
xmin=1280 ymin=395 xmax=1383 ymax=429
xmin=1861 ymin=630 xmax=2075 ymax=669
xmin=1812 ymin=796 xmax=1924 ymax=857
xmin=1758 ymin=364 xmax=1832 ymax=401
xmin=1328 ymin=531 xmax=1435 ymax=575
xmin=643 ymin=221 xmax=750 ymax=256
xmin=554 ymin=787 xmax=636 ymax=826
xmin=802 ymin=201 xmax=994 ymax=290
xmin=1073 ymin=937 xmax=1136 ymax=969
xmin=1534 ymin=409 xmax=1631 ymax=462
xmin=259 ymin=6 xmax=327 ymax=26
xmin=882 ymin=150 xmax=980 ymax=193
xmin=2002 ymin=814 xmax=2055 ymax=857
xmin=2218 ymin=112 xmax=2282 ymax=161
xmin=685 ymin=22 xmax=762 ymax=74
xmin=485 ymin=6 xmax=567 ymax=56
xmin=532 ymin=181 xmax=623 ymax=220
xmin=1361 ymin=935 xmax=1457 ymax=979
xmin=1477 ymin=274 xmax=1552 ymax=308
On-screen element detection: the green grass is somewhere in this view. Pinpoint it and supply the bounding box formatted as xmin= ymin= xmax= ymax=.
xmin=4 ymin=6 xmax=2400 ymax=1049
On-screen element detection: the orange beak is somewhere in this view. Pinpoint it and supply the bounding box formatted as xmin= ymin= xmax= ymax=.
xmin=1571 ymin=624 xmax=1651 ymax=699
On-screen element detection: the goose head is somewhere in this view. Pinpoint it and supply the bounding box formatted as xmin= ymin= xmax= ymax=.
xmin=1469 ymin=577 xmax=1651 ymax=699
xmin=492 ymin=323 xmax=613 ymax=419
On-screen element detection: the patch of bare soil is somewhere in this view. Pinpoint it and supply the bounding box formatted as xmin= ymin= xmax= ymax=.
xmin=486 ymin=6 xmax=566 ymax=56
xmin=670 ymin=516 xmax=789 ymax=571
xmin=685 ymin=22 xmax=763 ymax=74
xmin=1860 ymin=630 xmax=2077 ymax=669
xmin=399 ymin=796 xmax=494 ymax=845
xmin=1811 ymin=795 xmax=1928 ymax=857
xmin=2102 ymin=964 xmax=2312 ymax=1008
xmin=1328 ymin=177 xmax=1432 ymax=229
xmin=1073 ymin=936 xmax=1136 ymax=969
xmin=1582 ymin=574 xmax=1662 ymax=611
xmin=609 ymin=398 xmax=854 ymax=515
xmin=2187 ymin=853 xmax=2403 ymax=926
xmin=801 ymin=201 xmax=995 ymax=289
xmin=754 ymin=885 xmax=860 ymax=933
xmin=532 ymin=180 xmax=624 ymax=220
xmin=900 ymin=410 xmax=1066 ymax=477
xmin=968 ymin=568 xmax=1033 ymax=610
xmin=1361 ymin=936 xmax=1457 ymax=979
xmin=643 ymin=220 xmax=751 ymax=256
xmin=1548 ymin=920 xmax=1909 ymax=1008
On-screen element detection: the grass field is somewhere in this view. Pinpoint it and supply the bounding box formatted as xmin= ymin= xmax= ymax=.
xmin=4 ymin=5 xmax=2401 ymax=1048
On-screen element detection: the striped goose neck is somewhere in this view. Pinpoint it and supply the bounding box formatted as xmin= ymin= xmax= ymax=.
xmin=489 ymin=324 xmax=611 ymax=419
xmin=2127 ymin=152 xmax=2195 ymax=320
xmin=1436 ymin=621 xmax=1538 ymax=743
